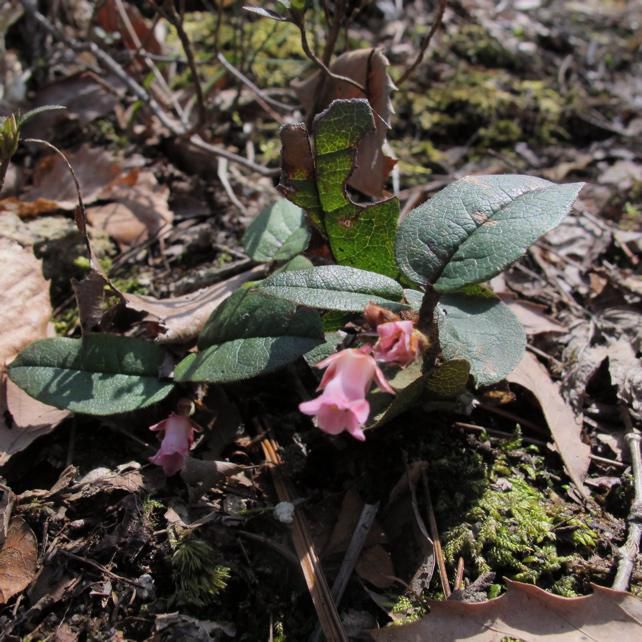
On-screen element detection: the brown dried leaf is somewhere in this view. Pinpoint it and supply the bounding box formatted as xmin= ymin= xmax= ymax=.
xmin=87 ymin=169 xmax=173 ymax=249
xmin=23 ymin=72 xmax=121 ymax=136
xmin=0 ymin=145 xmax=121 ymax=216
xmin=0 ymin=517 xmax=38 ymax=604
xmin=0 ymin=379 xmax=69 ymax=467
xmin=0 ymin=239 xmax=68 ymax=464
xmin=295 ymin=49 xmax=396 ymax=198
xmin=122 ymin=266 xmax=264 ymax=344
xmin=355 ymin=545 xmax=395 ymax=589
xmin=370 ymin=580 xmax=642 ymax=642
xmin=507 ymin=353 xmax=590 ymax=498
xmin=0 ymin=239 xmax=52 ymax=367
xmin=503 ymin=299 xmax=566 ymax=335
xmin=608 ymin=339 xmax=642 ymax=420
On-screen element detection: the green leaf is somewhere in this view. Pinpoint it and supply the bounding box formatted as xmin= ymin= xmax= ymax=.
xmin=425 ymin=359 xmax=470 ymax=398
xmin=242 ymin=198 xmax=311 ymax=263
xmin=7 ymin=335 xmax=174 ymax=415
xmin=437 ymin=293 xmax=525 ymax=387
xmin=403 ymin=288 xmax=424 ymax=311
xmin=175 ymin=337 xmax=320 ymax=383
xmin=198 ymin=289 xmax=321 ymax=348
xmin=279 ymin=100 xmax=400 ymax=278
xmin=396 ymin=175 xmax=584 ymax=290
xmin=257 ymin=265 xmax=408 ymax=312
xmin=181 ymin=289 xmax=323 ymax=383
xmin=304 ymin=331 xmax=345 ymax=366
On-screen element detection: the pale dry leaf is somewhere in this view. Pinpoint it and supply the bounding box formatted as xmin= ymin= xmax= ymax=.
xmin=370 ymin=580 xmax=642 ymax=642
xmin=0 ymin=517 xmax=38 ymax=604
xmin=0 ymin=145 xmax=121 ymax=216
xmin=0 ymin=239 xmax=68 ymax=465
xmin=503 ymin=299 xmax=566 ymax=335
xmin=0 ymin=379 xmax=69 ymax=467
xmin=507 ymin=352 xmax=590 ymax=498
xmin=122 ymin=266 xmax=264 ymax=344
xmin=295 ymin=48 xmax=396 ymax=198
xmin=88 ymin=169 xmax=173 ymax=249
xmin=23 ymin=72 xmax=121 ymax=136
xmin=607 ymin=339 xmax=642 ymax=420
xmin=0 ymin=484 xmax=15 ymax=548
xmin=355 ymin=545 xmax=395 ymax=589
xmin=0 ymin=239 xmax=52 ymax=368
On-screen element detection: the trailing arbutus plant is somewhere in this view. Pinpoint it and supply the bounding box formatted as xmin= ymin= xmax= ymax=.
xmin=8 ymin=97 xmax=583 ymax=475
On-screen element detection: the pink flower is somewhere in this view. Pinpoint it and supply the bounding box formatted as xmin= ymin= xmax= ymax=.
xmin=299 ymin=347 xmax=394 ymax=441
xmin=149 ymin=413 xmax=196 ymax=476
xmin=373 ymin=320 xmax=419 ymax=367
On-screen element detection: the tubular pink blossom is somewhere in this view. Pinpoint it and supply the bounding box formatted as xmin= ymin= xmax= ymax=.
xmin=299 ymin=347 xmax=393 ymax=441
xmin=149 ymin=413 xmax=196 ymax=476
xmin=373 ymin=320 xmax=419 ymax=367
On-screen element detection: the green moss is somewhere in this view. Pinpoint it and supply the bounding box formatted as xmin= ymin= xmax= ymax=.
xmin=441 ymin=435 xmax=596 ymax=590
xmin=404 ymin=67 xmax=568 ymax=152
xmin=449 ymin=24 xmax=517 ymax=68
xmin=169 ymin=534 xmax=230 ymax=609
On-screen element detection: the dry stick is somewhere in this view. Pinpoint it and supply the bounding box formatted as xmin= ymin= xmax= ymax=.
xmin=19 ymin=0 xmax=276 ymax=177
xmin=454 ymin=556 xmax=465 ymax=592
xmin=396 ymin=0 xmax=447 ymax=87
xmin=453 ymin=421 xmax=626 ymax=469
xmin=216 ymin=52 xmax=293 ymax=116
xmin=310 ymin=502 xmax=380 ymax=642
xmin=114 ymin=0 xmax=186 ymax=124
xmin=612 ymin=406 xmax=642 ymax=591
xmin=259 ymin=429 xmax=348 ymax=642
xmin=421 ymin=469 xmax=451 ymax=597
xmin=293 ymin=14 xmax=365 ymax=95
xmin=321 ymin=0 xmax=346 ymax=66
xmin=59 ymin=550 xmax=145 ymax=588
xmin=149 ymin=0 xmax=207 ymax=128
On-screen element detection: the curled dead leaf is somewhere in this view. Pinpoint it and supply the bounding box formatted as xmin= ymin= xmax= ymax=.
xmin=507 ymin=353 xmax=590 ymax=499
xmin=295 ymin=49 xmax=396 ymax=198
xmin=0 ymin=517 xmax=38 ymax=604
xmin=370 ymin=580 xmax=642 ymax=642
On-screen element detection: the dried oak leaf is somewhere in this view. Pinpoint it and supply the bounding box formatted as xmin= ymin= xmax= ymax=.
xmin=0 ymin=239 xmax=52 ymax=368
xmin=0 ymin=239 xmax=68 ymax=465
xmin=87 ymin=169 xmax=173 ymax=249
xmin=294 ymin=49 xmax=396 ymax=199
xmin=370 ymin=580 xmax=642 ymax=642
xmin=0 ymin=145 xmax=121 ymax=216
xmin=507 ymin=353 xmax=590 ymax=499
xmin=121 ymin=266 xmax=264 ymax=344
xmin=0 ymin=517 xmax=38 ymax=604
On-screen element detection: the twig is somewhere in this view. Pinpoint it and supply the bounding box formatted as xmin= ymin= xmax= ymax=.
xmin=454 ymin=556 xmax=465 ymax=591
xmin=311 ymin=501 xmax=380 ymax=642
xmin=453 ymin=421 xmax=627 ymax=469
xmin=396 ymin=0 xmax=447 ymax=87
xmin=612 ymin=406 xmax=642 ymax=591
xmin=321 ymin=0 xmax=346 ymax=66
xmin=217 ymin=52 xmax=292 ymax=117
xmin=149 ymin=0 xmax=207 ymax=128
xmin=59 ymin=550 xmax=145 ymax=588
xmin=258 ymin=423 xmax=347 ymax=642
xmin=291 ymin=13 xmax=365 ymax=95
xmin=20 ymin=0 xmax=276 ymax=177
xmin=114 ymin=0 xmax=187 ymax=124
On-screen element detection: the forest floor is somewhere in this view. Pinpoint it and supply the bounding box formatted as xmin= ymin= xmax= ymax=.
xmin=0 ymin=0 xmax=641 ymax=640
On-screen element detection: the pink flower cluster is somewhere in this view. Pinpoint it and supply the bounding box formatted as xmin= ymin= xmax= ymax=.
xmin=149 ymin=413 xmax=196 ymax=476
xmin=300 ymin=320 xmax=421 ymax=441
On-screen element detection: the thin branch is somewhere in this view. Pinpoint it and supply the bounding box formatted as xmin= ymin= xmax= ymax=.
xmin=20 ymin=0 xmax=276 ymax=176
xmin=292 ymin=13 xmax=365 ymax=94
xmin=396 ymin=0 xmax=447 ymax=88
xmin=217 ymin=52 xmax=290 ymax=122
xmin=321 ymin=0 xmax=346 ymax=66
xmin=612 ymin=406 xmax=642 ymax=591
xmin=149 ymin=0 xmax=207 ymax=128
xmin=115 ymin=0 xmax=187 ymax=124
xmin=422 ymin=469 xmax=451 ymax=597
xmin=258 ymin=423 xmax=348 ymax=642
